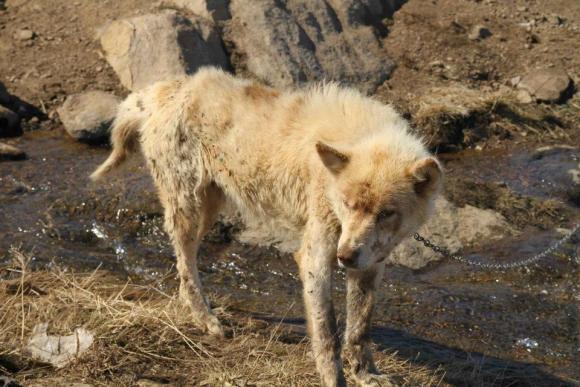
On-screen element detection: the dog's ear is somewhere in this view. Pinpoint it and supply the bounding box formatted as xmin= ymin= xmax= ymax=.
xmin=410 ymin=157 xmax=443 ymax=197
xmin=316 ymin=141 xmax=349 ymax=174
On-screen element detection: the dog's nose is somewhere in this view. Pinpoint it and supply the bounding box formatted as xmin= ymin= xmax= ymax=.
xmin=337 ymin=248 xmax=360 ymax=264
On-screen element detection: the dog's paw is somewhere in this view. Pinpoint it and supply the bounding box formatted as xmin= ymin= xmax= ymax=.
xmin=204 ymin=314 xmax=225 ymax=338
xmin=352 ymin=372 xmax=397 ymax=387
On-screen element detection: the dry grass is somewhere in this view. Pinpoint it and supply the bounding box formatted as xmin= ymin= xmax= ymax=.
xmin=0 ymin=248 xmax=444 ymax=386
xmin=410 ymin=85 xmax=568 ymax=149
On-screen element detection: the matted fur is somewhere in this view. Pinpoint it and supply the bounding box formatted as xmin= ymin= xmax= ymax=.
xmin=92 ymin=67 xmax=442 ymax=387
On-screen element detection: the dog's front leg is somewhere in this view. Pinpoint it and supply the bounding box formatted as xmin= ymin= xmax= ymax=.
xmin=298 ymin=230 xmax=346 ymax=387
xmin=344 ymin=261 xmax=396 ymax=386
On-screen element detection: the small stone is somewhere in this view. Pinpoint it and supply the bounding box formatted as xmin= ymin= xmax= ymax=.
xmin=517 ymin=6 xmax=528 ymax=12
xmin=57 ymin=91 xmax=121 ymax=142
xmin=468 ymin=25 xmax=492 ymax=40
xmin=430 ymin=60 xmax=444 ymax=68
xmin=136 ymin=379 xmax=174 ymax=387
xmin=0 ymin=105 xmax=21 ymax=137
xmin=0 ymin=142 xmax=26 ymax=161
xmin=15 ymin=29 xmax=34 ymax=41
xmin=516 ymin=89 xmax=533 ymax=103
xmin=518 ymin=69 xmax=573 ymax=103
xmin=509 ymin=76 xmax=521 ymax=87
xmin=547 ymin=14 xmax=563 ymax=26
xmin=527 ymin=34 xmax=540 ymax=44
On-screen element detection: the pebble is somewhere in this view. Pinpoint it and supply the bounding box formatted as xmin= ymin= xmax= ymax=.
xmin=509 ymin=76 xmax=521 ymax=87
xmin=468 ymin=25 xmax=492 ymax=40
xmin=15 ymin=29 xmax=34 ymax=41
xmin=548 ymin=14 xmax=563 ymax=26
xmin=516 ymin=89 xmax=533 ymax=104
xmin=0 ymin=142 xmax=26 ymax=161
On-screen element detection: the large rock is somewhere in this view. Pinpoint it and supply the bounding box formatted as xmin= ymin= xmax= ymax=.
xmin=100 ymin=10 xmax=229 ymax=91
xmin=389 ymin=198 xmax=513 ymax=269
xmin=161 ymin=0 xmax=230 ymax=21
xmin=517 ymin=69 xmax=573 ymax=103
xmin=57 ymin=91 xmax=120 ymax=142
xmin=0 ymin=82 xmax=10 ymax=105
xmin=230 ymin=196 xmax=512 ymax=271
xmin=0 ymin=105 xmax=20 ymax=137
xmin=224 ymin=0 xmax=405 ymax=93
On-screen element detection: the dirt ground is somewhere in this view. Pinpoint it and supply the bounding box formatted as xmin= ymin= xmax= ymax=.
xmin=1 ymin=0 xmax=579 ymax=386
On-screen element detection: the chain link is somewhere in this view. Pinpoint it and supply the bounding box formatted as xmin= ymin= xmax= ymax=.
xmin=413 ymin=223 xmax=579 ymax=270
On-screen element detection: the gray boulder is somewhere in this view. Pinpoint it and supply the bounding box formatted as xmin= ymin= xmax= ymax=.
xmin=0 ymin=82 xmax=10 ymax=105
xmin=0 ymin=105 xmax=20 ymax=137
xmin=100 ymin=10 xmax=229 ymax=91
xmin=224 ymin=0 xmax=405 ymax=93
xmin=161 ymin=0 xmax=230 ymax=21
xmin=230 ymin=196 xmax=512 ymax=271
xmin=57 ymin=91 xmax=120 ymax=142
xmin=389 ymin=198 xmax=513 ymax=269
xmin=517 ymin=69 xmax=573 ymax=103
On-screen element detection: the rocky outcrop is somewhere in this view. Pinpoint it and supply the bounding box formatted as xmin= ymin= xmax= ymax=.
xmin=0 ymin=82 xmax=10 ymax=105
xmin=231 ymin=196 xmax=512 ymax=271
xmin=100 ymin=10 xmax=229 ymax=91
xmin=0 ymin=105 xmax=20 ymax=137
xmin=224 ymin=0 xmax=406 ymax=93
xmin=389 ymin=198 xmax=514 ymax=269
xmin=161 ymin=0 xmax=231 ymax=21
xmin=57 ymin=91 xmax=120 ymax=142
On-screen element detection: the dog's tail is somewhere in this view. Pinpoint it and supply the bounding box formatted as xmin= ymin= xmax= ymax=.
xmin=90 ymin=116 xmax=140 ymax=182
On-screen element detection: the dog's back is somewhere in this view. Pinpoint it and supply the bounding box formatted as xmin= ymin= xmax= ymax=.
xmin=93 ymin=66 xmax=430 ymax=240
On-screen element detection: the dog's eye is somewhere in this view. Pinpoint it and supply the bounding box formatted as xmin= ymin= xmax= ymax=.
xmin=377 ymin=209 xmax=396 ymax=221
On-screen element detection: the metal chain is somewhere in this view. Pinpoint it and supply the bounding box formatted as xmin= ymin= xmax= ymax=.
xmin=413 ymin=223 xmax=580 ymax=270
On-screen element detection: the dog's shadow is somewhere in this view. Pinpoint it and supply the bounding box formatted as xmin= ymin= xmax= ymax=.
xmin=249 ymin=314 xmax=573 ymax=387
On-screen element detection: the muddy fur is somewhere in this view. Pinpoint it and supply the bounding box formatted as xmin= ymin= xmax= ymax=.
xmin=91 ymin=67 xmax=442 ymax=386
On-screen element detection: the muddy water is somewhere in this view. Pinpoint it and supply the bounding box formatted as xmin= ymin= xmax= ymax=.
xmin=1 ymin=131 xmax=578 ymax=385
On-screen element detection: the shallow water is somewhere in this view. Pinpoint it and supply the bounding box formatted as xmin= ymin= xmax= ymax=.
xmin=1 ymin=131 xmax=578 ymax=384
xmin=442 ymin=144 xmax=580 ymax=204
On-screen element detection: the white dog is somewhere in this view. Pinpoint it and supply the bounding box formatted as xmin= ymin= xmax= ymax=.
xmin=92 ymin=68 xmax=442 ymax=386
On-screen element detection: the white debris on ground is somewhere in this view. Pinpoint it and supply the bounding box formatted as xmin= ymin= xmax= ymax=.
xmin=26 ymin=323 xmax=94 ymax=368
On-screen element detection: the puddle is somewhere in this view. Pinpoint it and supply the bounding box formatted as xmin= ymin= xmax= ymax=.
xmin=442 ymin=145 xmax=579 ymax=204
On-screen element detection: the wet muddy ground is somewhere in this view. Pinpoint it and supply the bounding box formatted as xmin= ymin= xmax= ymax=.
xmin=1 ymin=131 xmax=578 ymax=385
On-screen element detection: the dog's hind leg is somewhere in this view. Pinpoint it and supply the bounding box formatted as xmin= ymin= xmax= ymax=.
xmin=160 ymin=182 xmax=225 ymax=337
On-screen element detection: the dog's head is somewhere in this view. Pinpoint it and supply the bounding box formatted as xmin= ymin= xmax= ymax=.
xmin=316 ymin=139 xmax=442 ymax=270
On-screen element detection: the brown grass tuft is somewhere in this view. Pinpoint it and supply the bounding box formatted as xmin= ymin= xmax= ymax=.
xmin=410 ymin=86 xmax=567 ymax=150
